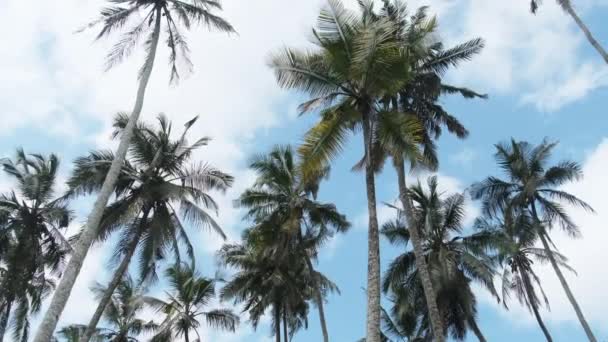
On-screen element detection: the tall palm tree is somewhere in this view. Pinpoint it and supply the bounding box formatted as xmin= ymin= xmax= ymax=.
xmin=0 ymin=151 xmax=72 ymax=342
xmin=476 ymin=212 xmax=572 ymax=342
xmin=66 ymin=113 xmax=232 ymax=342
xmin=234 ymin=145 xmax=350 ymax=342
xmin=471 ymin=139 xmax=597 ymax=341
xmin=359 ymin=2 xmax=486 ymax=339
xmin=219 ymin=239 xmax=331 ymax=342
xmin=529 ymin=0 xmax=608 ymax=64
xmin=147 ymin=263 xmax=239 ymax=342
xmin=62 ymin=275 xmax=158 ymax=342
xmin=383 ymin=177 xmax=497 ymax=342
xmin=34 ymin=2 xmax=235 ymax=339
xmin=54 ymin=325 xmax=105 ymax=342
xmin=269 ymin=2 xmax=418 ymax=339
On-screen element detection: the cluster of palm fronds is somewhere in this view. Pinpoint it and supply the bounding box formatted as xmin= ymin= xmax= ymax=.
xmin=1 ymin=0 xmax=604 ymax=341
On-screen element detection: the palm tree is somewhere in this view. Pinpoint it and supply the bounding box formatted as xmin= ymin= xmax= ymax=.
xmin=34 ymin=2 xmax=235 ymax=339
xmin=147 ymin=263 xmax=239 ymax=342
xmin=54 ymin=325 xmax=105 ymax=342
xmin=476 ymin=212 xmax=572 ymax=342
xmin=219 ymin=238 xmax=330 ymax=342
xmin=65 ymin=113 xmax=232 ymax=342
xmin=62 ymin=276 xmax=157 ymax=342
xmin=529 ymin=0 xmax=608 ymax=64
xmin=360 ymin=2 xmax=486 ymax=339
xmin=269 ymin=2 xmax=418 ymax=339
xmin=383 ymin=177 xmax=497 ymax=342
xmin=234 ymin=145 xmax=350 ymax=342
xmin=0 ymin=150 xmax=72 ymax=342
xmin=471 ymin=139 xmax=597 ymax=341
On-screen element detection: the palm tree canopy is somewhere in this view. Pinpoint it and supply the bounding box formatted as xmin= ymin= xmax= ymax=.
xmin=0 ymin=150 xmax=72 ymax=341
xmin=147 ymin=263 xmax=239 ymax=341
xmin=66 ymin=113 xmax=233 ymax=283
xmin=382 ymin=176 xmax=497 ymax=340
xmin=82 ymin=0 xmax=235 ymax=82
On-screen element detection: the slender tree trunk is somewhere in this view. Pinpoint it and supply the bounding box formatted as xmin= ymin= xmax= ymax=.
xmin=275 ymin=303 xmax=281 ymax=342
xmin=79 ymin=212 xmax=148 ymax=342
xmin=563 ymin=3 xmax=608 ymax=64
xmin=32 ymin=10 xmax=162 ymax=342
xmin=361 ymin=108 xmax=381 ymax=342
xmin=0 ymin=300 xmax=12 ymax=342
xmin=184 ymin=328 xmax=190 ymax=342
xmin=283 ymin=305 xmax=289 ymax=342
xmin=520 ymin=270 xmax=553 ymax=342
xmin=467 ymin=316 xmax=487 ymax=342
xmin=530 ymin=203 xmax=597 ymax=342
xmin=394 ymin=159 xmax=445 ymax=342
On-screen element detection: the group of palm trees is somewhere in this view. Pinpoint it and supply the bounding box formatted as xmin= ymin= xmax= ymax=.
xmin=0 ymin=0 xmax=605 ymax=341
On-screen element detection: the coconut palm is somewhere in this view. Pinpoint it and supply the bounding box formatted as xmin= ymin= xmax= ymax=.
xmin=383 ymin=177 xmax=497 ymax=342
xmin=63 ymin=276 xmax=158 ymax=342
xmin=34 ymin=2 xmax=235 ymax=339
xmin=269 ymin=2 xmax=420 ymax=339
xmin=476 ymin=211 xmax=573 ymax=342
xmin=529 ymin=0 xmax=608 ymax=64
xmin=234 ymin=145 xmax=350 ymax=342
xmin=471 ymin=139 xmax=597 ymax=341
xmin=54 ymin=325 xmax=105 ymax=342
xmin=0 ymin=151 xmax=72 ymax=342
xmin=66 ymin=113 xmax=232 ymax=342
xmin=358 ymin=2 xmax=486 ymax=338
xmin=219 ymin=238 xmax=332 ymax=342
xmin=147 ymin=263 xmax=239 ymax=342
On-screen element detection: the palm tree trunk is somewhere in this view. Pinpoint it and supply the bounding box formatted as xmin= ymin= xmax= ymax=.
xmin=530 ymin=203 xmax=597 ymax=342
xmin=275 ymin=303 xmax=281 ymax=342
xmin=520 ymin=270 xmax=553 ymax=342
xmin=361 ymin=109 xmax=381 ymax=342
xmin=563 ymin=3 xmax=608 ymax=64
xmin=32 ymin=9 xmax=163 ymax=342
xmin=184 ymin=328 xmax=190 ymax=342
xmin=283 ymin=305 xmax=289 ymax=342
xmin=0 ymin=300 xmax=12 ymax=342
xmin=467 ymin=315 xmax=487 ymax=342
xmin=79 ymin=224 xmax=146 ymax=342
xmin=394 ymin=159 xmax=445 ymax=342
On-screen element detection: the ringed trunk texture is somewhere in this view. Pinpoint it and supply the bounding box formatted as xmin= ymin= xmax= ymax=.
xmin=0 ymin=300 xmax=12 ymax=342
xmin=564 ymin=4 xmax=608 ymax=64
xmin=79 ymin=217 xmax=147 ymax=342
xmin=531 ymin=203 xmax=597 ymax=342
xmin=32 ymin=10 xmax=162 ymax=342
xmin=361 ymin=109 xmax=381 ymax=342
xmin=467 ymin=316 xmax=487 ymax=342
xmin=395 ymin=160 xmax=445 ymax=341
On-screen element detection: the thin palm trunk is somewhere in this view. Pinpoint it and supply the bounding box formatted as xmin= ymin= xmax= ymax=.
xmin=32 ymin=10 xmax=162 ymax=342
xmin=283 ymin=305 xmax=289 ymax=342
xmin=80 ymin=209 xmax=149 ymax=342
xmin=184 ymin=328 xmax=190 ymax=342
xmin=361 ymin=109 xmax=381 ymax=342
xmin=563 ymin=3 xmax=608 ymax=64
xmin=467 ymin=316 xmax=487 ymax=342
xmin=530 ymin=203 xmax=597 ymax=342
xmin=0 ymin=300 xmax=12 ymax=342
xmin=394 ymin=160 xmax=445 ymax=342
xmin=275 ymin=303 xmax=281 ymax=342
xmin=519 ymin=269 xmax=553 ymax=342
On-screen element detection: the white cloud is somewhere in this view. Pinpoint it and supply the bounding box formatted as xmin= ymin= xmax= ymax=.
xmin=477 ymin=138 xmax=608 ymax=334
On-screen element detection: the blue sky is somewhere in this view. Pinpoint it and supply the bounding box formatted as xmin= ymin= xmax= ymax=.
xmin=1 ymin=0 xmax=607 ymax=341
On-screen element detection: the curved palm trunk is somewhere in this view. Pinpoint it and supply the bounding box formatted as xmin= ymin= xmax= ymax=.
xmin=0 ymin=300 xmax=12 ymax=342
xmin=394 ymin=160 xmax=445 ymax=342
xmin=563 ymin=3 xmax=608 ymax=64
xmin=361 ymin=110 xmax=382 ymax=342
xmin=530 ymin=203 xmax=597 ymax=342
xmin=466 ymin=316 xmax=487 ymax=342
xmin=33 ymin=10 xmax=162 ymax=342
xmin=79 ymin=214 xmax=148 ymax=342
xmin=520 ymin=270 xmax=553 ymax=342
